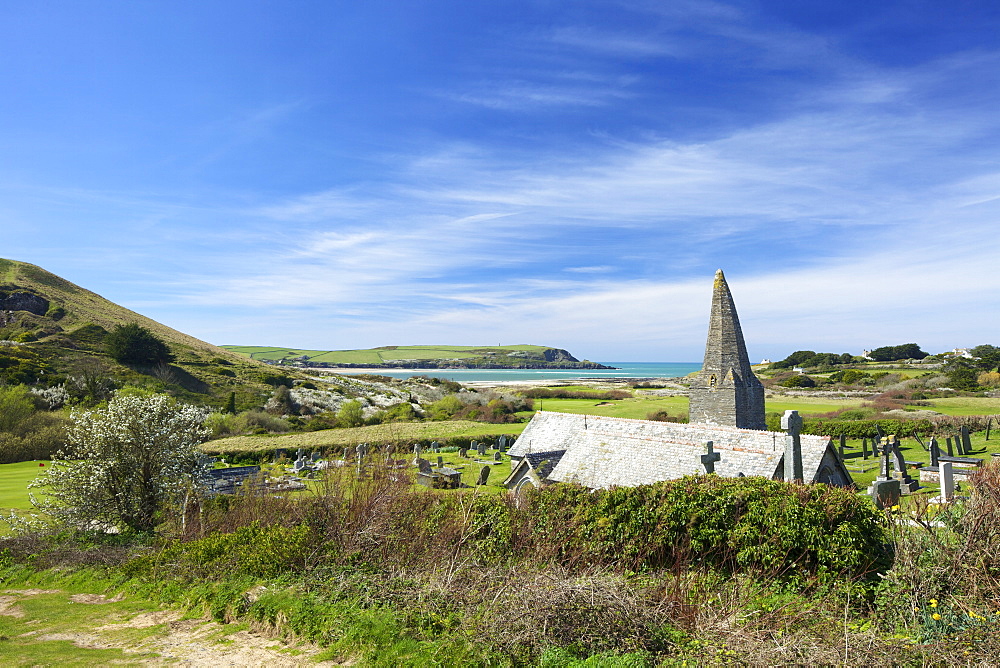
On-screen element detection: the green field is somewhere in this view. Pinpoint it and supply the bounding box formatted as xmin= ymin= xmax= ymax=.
xmin=222 ymin=344 xmax=557 ymax=364
xmin=204 ymin=420 xmax=526 ymax=454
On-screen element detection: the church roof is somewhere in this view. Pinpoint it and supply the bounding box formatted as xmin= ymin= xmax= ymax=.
xmin=508 ymin=411 xmax=842 ymax=489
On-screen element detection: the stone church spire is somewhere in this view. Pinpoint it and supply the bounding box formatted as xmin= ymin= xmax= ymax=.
xmin=688 ymin=270 xmax=766 ymax=429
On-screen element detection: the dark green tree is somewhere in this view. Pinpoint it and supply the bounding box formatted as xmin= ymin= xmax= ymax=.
xmin=868 ymin=343 xmax=928 ymax=361
xmin=105 ymin=323 xmax=174 ymax=366
xmin=224 ymin=391 xmax=237 ymax=415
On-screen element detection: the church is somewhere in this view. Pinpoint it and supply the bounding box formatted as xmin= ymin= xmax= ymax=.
xmin=503 ymin=270 xmax=853 ymax=491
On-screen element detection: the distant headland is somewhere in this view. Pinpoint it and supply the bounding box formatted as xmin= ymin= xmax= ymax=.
xmin=221 ymin=344 xmax=618 ymax=370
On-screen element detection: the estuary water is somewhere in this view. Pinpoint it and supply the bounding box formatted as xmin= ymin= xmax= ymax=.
xmin=337 ymin=362 xmax=701 ymax=383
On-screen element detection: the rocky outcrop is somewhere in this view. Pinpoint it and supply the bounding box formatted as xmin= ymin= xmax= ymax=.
xmin=0 ymin=291 xmax=49 ymax=316
xmin=542 ymin=347 xmax=579 ymax=363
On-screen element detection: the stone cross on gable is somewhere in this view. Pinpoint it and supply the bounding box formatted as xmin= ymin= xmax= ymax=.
xmin=701 ymin=440 xmax=721 ymax=474
xmin=781 ymin=410 xmax=804 ymax=482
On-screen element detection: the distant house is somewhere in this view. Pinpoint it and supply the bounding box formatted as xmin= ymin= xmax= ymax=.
xmin=953 ymin=348 xmax=974 ymax=359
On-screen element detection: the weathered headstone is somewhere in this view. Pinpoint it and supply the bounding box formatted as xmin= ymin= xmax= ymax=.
xmin=946 ymin=437 xmax=954 ymax=457
xmin=417 ymin=458 xmax=432 ymax=474
xmin=494 ymin=451 xmax=502 ymax=462
xmin=862 ymin=438 xmax=869 ymax=460
xmin=781 ymin=410 xmax=804 ymax=482
xmin=838 ymin=434 xmax=847 ymax=457
xmin=459 ymin=448 xmax=468 ymax=458
xmin=890 ymin=439 xmax=917 ymax=492
xmin=476 ymin=465 xmax=490 ymax=486
xmin=930 ymin=437 xmax=940 ymax=467
xmin=293 ymin=456 xmax=307 ymax=472
xmin=296 ymin=448 xmax=305 ymax=460
xmin=311 ymin=450 xmax=321 ymax=462
xmin=961 ymin=426 xmax=972 ymax=455
xmin=701 ymin=440 xmax=721 ymax=474
xmin=939 ymin=461 xmax=956 ymax=503
xmin=987 ymin=417 xmax=993 ymax=441
xmin=871 ymin=479 xmax=901 ymax=510
xmin=478 ymin=441 xmax=487 ymax=456
xmin=871 ymin=436 xmax=880 ymax=458
xmin=437 ymin=455 xmax=444 ymax=468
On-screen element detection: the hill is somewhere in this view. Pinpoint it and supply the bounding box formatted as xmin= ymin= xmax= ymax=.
xmin=0 ymin=258 xmax=296 ymax=407
xmin=221 ymin=344 xmax=615 ymax=369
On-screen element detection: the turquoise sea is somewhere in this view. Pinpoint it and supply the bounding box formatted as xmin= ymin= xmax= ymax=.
xmin=338 ymin=362 xmax=701 ymax=383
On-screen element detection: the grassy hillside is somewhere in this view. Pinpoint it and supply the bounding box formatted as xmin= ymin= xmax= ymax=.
xmin=0 ymin=258 xmax=301 ymax=407
xmin=222 ymin=343 xmax=611 ymax=368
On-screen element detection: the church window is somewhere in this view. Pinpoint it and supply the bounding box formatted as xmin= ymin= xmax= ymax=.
xmin=709 ymin=374 xmax=717 ymax=387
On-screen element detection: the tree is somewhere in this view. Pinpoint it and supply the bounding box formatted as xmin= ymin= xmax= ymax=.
xmin=335 ymin=399 xmax=365 ymax=428
xmin=32 ymin=393 xmax=208 ymax=533
xmin=105 ymin=323 xmax=174 ymax=366
xmin=868 ymin=343 xmax=928 ymax=361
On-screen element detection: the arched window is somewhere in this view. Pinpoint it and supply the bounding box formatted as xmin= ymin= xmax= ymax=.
xmin=709 ymin=374 xmax=717 ymax=388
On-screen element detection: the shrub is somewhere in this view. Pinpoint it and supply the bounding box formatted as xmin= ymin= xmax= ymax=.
xmin=781 ymin=374 xmax=816 ymax=388
xmin=105 ymin=323 xmax=174 ymax=365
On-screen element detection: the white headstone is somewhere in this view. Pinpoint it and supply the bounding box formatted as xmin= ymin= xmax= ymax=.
xmin=939 ymin=461 xmax=955 ymax=503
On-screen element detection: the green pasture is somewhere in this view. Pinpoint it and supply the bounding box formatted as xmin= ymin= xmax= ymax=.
xmin=221 ymin=344 xmax=552 ymax=364
xmin=924 ymin=397 xmax=1000 ymax=416
xmin=203 ymin=420 xmax=526 ymax=454
xmin=530 ymin=395 xmax=869 ymax=420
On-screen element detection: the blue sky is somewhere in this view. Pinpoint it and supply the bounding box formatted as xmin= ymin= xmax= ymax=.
xmin=4 ymin=1 xmax=1000 ymax=362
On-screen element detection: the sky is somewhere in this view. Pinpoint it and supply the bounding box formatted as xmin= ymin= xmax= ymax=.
xmin=3 ymin=1 xmax=1000 ymax=362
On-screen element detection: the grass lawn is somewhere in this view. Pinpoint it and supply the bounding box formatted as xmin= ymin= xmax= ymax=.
xmin=530 ymin=395 xmax=866 ymax=420
xmin=203 ymin=420 xmax=526 ymax=454
xmin=923 ymin=397 xmax=1000 ymax=416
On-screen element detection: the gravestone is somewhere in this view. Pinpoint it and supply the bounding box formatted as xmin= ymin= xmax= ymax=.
xmin=478 ymin=441 xmax=487 ymax=456
xmin=432 ymin=441 xmax=440 ymax=453
xmin=494 ymin=451 xmax=502 ymax=462
xmin=961 ymin=426 xmax=972 ymax=454
xmin=293 ymin=457 xmax=307 ymax=473
xmin=913 ymin=433 xmax=928 ymax=452
xmin=343 ymin=447 xmax=350 ymax=459
xmin=437 ymin=455 xmax=444 ymax=468
xmin=498 ymin=435 xmax=509 ymax=451
xmin=476 ymin=465 xmax=491 ymax=486
xmin=838 ymin=434 xmax=846 ymax=457
xmin=311 ymin=451 xmax=321 ymax=463
xmin=296 ymin=448 xmax=305 ymax=460
xmin=891 ymin=438 xmax=919 ymax=493
xmin=946 ymin=437 xmax=954 ymax=457
xmin=459 ymin=448 xmax=468 ymax=458
xmin=417 ymin=458 xmax=432 ymax=474
xmin=939 ymin=461 xmax=956 ymax=503
xmin=781 ymin=410 xmax=803 ymax=482
xmin=987 ymin=417 xmax=993 ymax=441
xmin=701 ymin=440 xmax=721 ymax=474
xmin=871 ymin=437 xmax=880 ymax=458
xmin=930 ymin=437 xmax=940 ymax=467
xmin=862 ymin=438 xmax=869 ymax=460
xmin=871 ymin=479 xmax=901 ymax=510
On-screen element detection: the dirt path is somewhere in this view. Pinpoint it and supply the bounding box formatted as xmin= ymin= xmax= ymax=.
xmin=0 ymin=588 xmax=344 ymax=666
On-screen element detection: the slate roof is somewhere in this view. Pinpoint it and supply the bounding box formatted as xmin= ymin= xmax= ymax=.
xmin=508 ymin=411 xmax=847 ymax=489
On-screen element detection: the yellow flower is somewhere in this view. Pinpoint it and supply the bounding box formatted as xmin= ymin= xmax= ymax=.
xmin=930 ymin=599 xmax=938 ymax=607
xmin=891 ymin=505 xmax=900 ymax=511
xmin=932 ymin=613 xmax=941 ymax=621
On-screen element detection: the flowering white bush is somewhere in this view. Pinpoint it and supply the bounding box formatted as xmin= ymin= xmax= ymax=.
xmin=31 ymin=392 xmax=209 ymax=533
xmin=30 ymin=384 xmax=70 ymax=410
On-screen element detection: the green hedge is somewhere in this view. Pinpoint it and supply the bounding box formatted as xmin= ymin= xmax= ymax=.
xmin=765 ymin=415 xmax=934 ymax=438
xmin=523 ymin=476 xmax=891 ymax=580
